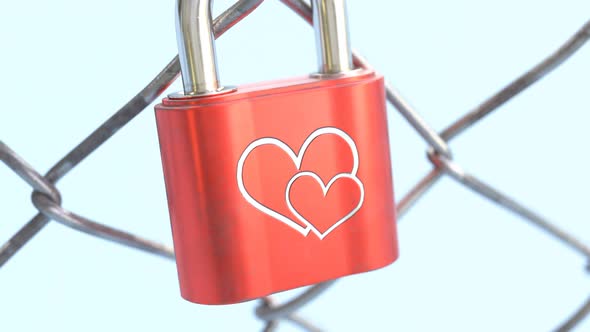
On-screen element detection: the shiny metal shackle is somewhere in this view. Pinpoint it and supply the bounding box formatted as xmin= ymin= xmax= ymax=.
xmin=312 ymin=0 xmax=354 ymax=75
xmin=176 ymin=0 xmax=222 ymax=96
xmin=175 ymin=0 xmax=354 ymax=96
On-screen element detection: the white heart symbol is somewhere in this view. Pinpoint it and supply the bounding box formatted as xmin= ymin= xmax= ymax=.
xmin=285 ymin=171 xmax=364 ymax=240
xmin=236 ymin=127 xmax=364 ymax=239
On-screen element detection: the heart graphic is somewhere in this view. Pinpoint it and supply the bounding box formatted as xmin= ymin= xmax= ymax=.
xmin=236 ymin=127 xmax=365 ymax=239
xmin=286 ymin=172 xmax=364 ymax=239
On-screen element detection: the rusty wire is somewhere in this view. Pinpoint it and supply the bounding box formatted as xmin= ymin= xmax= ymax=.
xmin=1 ymin=0 xmax=590 ymax=331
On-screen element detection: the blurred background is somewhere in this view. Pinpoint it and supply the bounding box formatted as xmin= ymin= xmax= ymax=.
xmin=1 ymin=0 xmax=589 ymax=330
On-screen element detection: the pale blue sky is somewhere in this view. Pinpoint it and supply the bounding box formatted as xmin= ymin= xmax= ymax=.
xmin=1 ymin=1 xmax=589 ymax=331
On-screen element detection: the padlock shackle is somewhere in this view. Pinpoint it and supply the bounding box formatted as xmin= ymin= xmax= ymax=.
xmin=176 ymin=0 xmax=221 ymax=96
xmin=175 ymin=0 xmax=354 ymax=96
xmin=312 ymin=0 xmax=354 ymax=74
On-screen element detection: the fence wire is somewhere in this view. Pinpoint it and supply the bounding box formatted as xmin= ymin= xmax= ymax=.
xmin=1 ymin=0 xmax=589 ymax=331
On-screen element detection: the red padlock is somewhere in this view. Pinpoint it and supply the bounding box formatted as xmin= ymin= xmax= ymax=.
xmin=155 ymin=0 xmax=399 ymax=305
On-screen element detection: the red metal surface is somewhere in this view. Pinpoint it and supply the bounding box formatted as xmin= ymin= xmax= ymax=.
xmin=155 ymin=69 xmax=398 ymax=305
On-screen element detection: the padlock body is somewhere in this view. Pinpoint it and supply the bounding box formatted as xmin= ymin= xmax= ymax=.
xmin=155 ymin=69 xmax=398 ymax=304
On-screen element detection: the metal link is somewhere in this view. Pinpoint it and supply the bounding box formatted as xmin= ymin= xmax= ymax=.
xmin=32 ymin=193 xmax=174 ymax=259
xmin=0 ymin=141 xmax=61 ymax=205
xmin=385 ymin=83 xmax=452 ymax=159
xmin=429 ymin=151 xmax=590 ymax=259
xmin=0 ymin=142 xmax=61 ymax=266
xmin=1 ymin=0 xmax=590 ymax=331
xmin=0 ymin=140 xmax=174 ymax=260
xmin=0 ymin=56 xmax=178 ymax=267
xmin=0 ymin=0 xmax=264 ymax=267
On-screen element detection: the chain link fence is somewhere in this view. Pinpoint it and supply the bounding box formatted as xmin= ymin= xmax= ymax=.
xmin=1 ymin=0 xmax=589 ymax=330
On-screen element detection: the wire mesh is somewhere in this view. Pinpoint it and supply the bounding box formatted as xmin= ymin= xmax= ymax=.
xmin=1 ymin=0 xmax=589 ymax=331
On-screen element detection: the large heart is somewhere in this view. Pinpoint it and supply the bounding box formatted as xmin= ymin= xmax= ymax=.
xmin=286 ymin=171 xmax=364 ymax=239
xmin=236 ymin=127 xmax=364 ymax=239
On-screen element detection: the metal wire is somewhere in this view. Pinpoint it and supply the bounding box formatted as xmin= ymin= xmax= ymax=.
xmin=0 ymin=0 xmax=264 ymax=267
xmin=1 ymin=0 xmax=590 ymax=331
xmin=256 ymin=281 xmax=337 ymax=321
xmin=439 ymin=19 xmax=590 ymax=142
xmin=431 ymin=153 xmax=590 ymax=259
xmin=557 ymin=295 xmax=590 ymax=332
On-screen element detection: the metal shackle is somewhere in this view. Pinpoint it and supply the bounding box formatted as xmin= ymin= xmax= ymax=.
xmin=175 ymin=0 xmax=354 ymax=97
xmin=312 ymin=0 xmax=354 ymax=75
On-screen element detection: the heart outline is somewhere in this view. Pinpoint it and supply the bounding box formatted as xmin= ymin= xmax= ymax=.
xmin=285 ymin=171 xmax=365 ymax=239
xmin=236 ymin=127 xmax=362 ymax=238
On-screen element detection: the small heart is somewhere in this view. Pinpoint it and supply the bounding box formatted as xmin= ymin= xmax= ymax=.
xmin=299 ymin=133 xmax=356 ymax=184
xmin=286 ymin=172 xmax=364 ymax=240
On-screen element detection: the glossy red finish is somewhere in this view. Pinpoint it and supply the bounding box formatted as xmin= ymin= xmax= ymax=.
xmin=155 ymin=69 xmax=398 ymax=305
